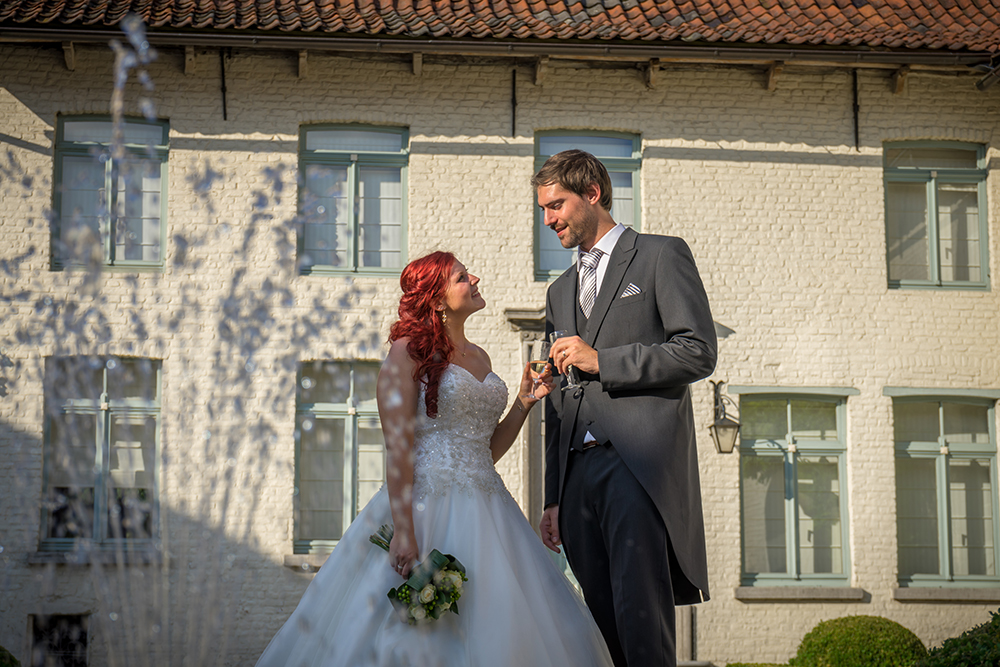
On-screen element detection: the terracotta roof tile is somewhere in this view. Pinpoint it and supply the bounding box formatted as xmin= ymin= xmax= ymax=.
xmin=1 ymin=0 xmax=998 ymax=52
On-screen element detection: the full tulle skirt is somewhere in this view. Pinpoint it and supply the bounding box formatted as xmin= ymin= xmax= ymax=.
xmin=255 ymin=485 xmax=613 ymax=667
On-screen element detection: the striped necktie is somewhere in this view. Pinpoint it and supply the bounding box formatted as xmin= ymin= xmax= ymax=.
xmin=579 ymin=248 xmax=603 ymax=318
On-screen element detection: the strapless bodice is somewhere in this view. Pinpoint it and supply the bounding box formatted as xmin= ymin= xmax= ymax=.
xmin=412 ymin=364 xmax=509 ymax=498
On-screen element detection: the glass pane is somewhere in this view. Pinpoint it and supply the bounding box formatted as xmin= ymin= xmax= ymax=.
xmin=791 ymin=400 xmax=838 ymax=441
xmin=538 ymin=135 xmax=634 ymax=159
xmin=943 ymin=403 xmax=990 ymax=445
xmin=609 ymin=171 xmax=634 ymax=227
xmin=59 ymin=155 xmax=107 ymax=264
xmin=742 ymin=399 xmax=786 ymax=442
xmin=107 ymin=358 xmax=158 ymax=401
xmin=32 ymin=615 xmax=89 ymax=667
xmin=886 ymin=147 xmax=979 ymax=170
xmin=299 ymin=361 xmax=351 ymax=404
xmin=64 ymin=119 xmax=164 ymax=146
xmin=301 ymin=164 xmax=350 ymax=268
xmin=949 ymin=458 xmax=995 ymax=576
xmin=353 ymin=364 xmax=380 ymax=404
xmin=46 ymin=412 xmax=97 ymax=539
xmin=46 ymin=357 xmax=103 ymax=402
xmin=896 ymin=457 xmax=940 ymax=577
xmin=305 ymin=129 xmax=403 ymax=153
xmin=107 ymin=413 xmax=156 ymax=539
xmin=894 ymin=402 xmax=939 ymax=443
xmin=741 ymin=455 xmax=787 ymax=574
xmin=797 ymin=456 xmax=843 ymax=574
xmin=356 ymin=417 xmax=386 ymax=513
xmin=886 ymin=181 xmax=930 ymax=281
xmin=358 ymin=167 xmax=402 ymax=269
xmin=297 ymin=416 xmax=346 ymax=541
xmin=938 ymin=182 xmax=981 ymax=283
xmin=115 ymin=157 xmax=162 ymax=262
xmin=537 ymin=215 xmax=574 ymax=274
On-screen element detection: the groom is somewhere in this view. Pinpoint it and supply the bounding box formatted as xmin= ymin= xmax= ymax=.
xmin=535 ymin=150 xmax=717 ymax=667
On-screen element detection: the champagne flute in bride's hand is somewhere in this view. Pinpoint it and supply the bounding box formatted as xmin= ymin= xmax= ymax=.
xmin=522 ymin=341 xmax=551 ymax=400
xmin=548 ymin=330 xmax=581 ymax=390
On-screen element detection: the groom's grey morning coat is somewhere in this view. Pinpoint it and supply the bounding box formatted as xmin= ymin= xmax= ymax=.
xmin=544 ymin=227 xmax=718 ymax=603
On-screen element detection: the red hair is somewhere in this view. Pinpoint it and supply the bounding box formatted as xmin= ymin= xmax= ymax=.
xmin=389 ymin=251 xmax=456 ymax=418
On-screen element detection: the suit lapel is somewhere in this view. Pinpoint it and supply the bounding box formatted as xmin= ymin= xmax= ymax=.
xmin=552 ymin=265 xmax=580 ymax=336
xmin=583 ymin=228 xmax=638 ymax=347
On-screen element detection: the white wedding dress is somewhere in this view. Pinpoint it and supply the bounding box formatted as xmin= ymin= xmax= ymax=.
xmin=255 ymin=364 xmax=614 ymax=667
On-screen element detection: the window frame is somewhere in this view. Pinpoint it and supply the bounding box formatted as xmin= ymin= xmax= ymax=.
xmin=40 ymin=357 xmax=161 ymax=553
xmin=293 ymin=360 xmax=384 ymax=554
xmin=52 ymin=114 xmax=170 ymax=272
xmin=738 ymin=392 xmax=852 ymax=586
xmin=890 ymin=392 xmax=1000 ymax=587
xmin=30 ymin=613 xmax=90 ymax=667
xmin=533 ymin=130 xmax=642 ymax=281
xmin=883 ymin=140 xmax=989 ymax=291
xmin=297 ymin=124 xmax=409 ymax=276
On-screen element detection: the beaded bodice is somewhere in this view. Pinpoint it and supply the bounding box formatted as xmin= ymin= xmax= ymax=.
xmin=412 ymin=364 xmax=509 ymax=498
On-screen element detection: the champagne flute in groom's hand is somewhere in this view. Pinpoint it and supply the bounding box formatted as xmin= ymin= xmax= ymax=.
xmin=548 ymin=330 xmax=581 ymax=390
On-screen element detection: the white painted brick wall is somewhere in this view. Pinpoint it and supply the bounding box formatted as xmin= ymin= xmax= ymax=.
xmin=1 ymin=43 xmax=998 ymax=666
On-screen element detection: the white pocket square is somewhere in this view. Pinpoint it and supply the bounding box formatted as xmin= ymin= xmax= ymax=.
xmin=619 ymin=283 xmax=641 ymax=298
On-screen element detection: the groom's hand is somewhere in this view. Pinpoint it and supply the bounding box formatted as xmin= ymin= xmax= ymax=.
xmin=540 ymin=505 xmax=561 ymax=553
xmin=550 ymin=336 xmax=599 ymax=376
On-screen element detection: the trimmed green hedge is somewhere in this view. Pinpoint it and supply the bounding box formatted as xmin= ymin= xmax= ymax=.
xmin=788 ymin=615 xmax=926 ymax=667
xmin=0 ymin=645 xmax=20 ymax=667
xmin=916 ymin=608 xmax=1000 ymax=667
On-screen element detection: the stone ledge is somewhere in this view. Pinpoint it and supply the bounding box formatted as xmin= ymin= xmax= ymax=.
xmin=894 ymin=587 xmax=1000 ymax=603
xmin=735 ymin=586 xmax=867 ymax=602
xmin=283 ymin=553 xmax=329 ymax=572
xmin=28 ymin=550 xmax=162 ymax=566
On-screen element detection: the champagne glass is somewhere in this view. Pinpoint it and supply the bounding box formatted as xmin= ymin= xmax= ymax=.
xmin=522 ymin=341 xmax=551 ymax=400
xmin=548 ymin=330 xmax=581 ymax=390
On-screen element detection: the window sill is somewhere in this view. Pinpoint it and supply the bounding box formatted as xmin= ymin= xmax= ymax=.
xmin=735 ymin=586 xmax=867 ymax=602
xmin=283 ymin=553 xmax=330 ymax=572
xmin=894 ymin=587 xmax=1000 ymax=603
xmin=28 ymin=549 xmax=162 ymax=566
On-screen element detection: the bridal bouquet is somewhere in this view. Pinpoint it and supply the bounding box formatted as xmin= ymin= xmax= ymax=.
xmin=370 ymin=524 xmax=467 ymax=625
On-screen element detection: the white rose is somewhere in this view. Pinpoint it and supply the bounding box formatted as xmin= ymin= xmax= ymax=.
xmin=419 ymin=584 xmax=435 ymax=604
xmin=433 ymin=570 xmax=445 ymax=584
xmin=439 ymin=600 xmax=451 ymax=612
xmin=410 ymin=605 xmax=427 ymax=621
xmin=447 ymin=572 xmax=464 ymax=590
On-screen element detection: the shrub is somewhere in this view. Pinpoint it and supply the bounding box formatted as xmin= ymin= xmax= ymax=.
xmin=0 ymin=645 xmax=20 ymax=667
xmin=726 ymin=663 xmax=787 ymax=667
xmin=915 ymin=608 xmax=1000 ymax=667
xmin=789 ymin=615 xmax=926 ymax=667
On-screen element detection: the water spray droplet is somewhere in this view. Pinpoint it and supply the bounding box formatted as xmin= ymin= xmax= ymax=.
xmin=109 ymin=612 xmax=119 ymax=621
xmin=203 ymin=430 xmax=212 ymax=441
xmin=301 ymin=377 xmax=314 ymax=389
xmin=301 ymin=419 xmax=313 ymax=432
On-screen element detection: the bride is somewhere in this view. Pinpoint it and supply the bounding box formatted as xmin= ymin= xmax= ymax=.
xmin=256 ymin=251 xmax=613 ymax=666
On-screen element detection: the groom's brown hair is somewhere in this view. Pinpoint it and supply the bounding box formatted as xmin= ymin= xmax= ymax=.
xmin=531 ymin=149 xmax=614 ymax=212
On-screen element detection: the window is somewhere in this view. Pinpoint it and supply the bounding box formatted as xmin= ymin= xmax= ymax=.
xmin=893 ymin=397 xmax=999 ymax=585
xmin=739 ymin=395 xmax=850 ymax=585
xmin=298 ymin=126 xmax=408 ymax=274
xmin=294 ymin=361 xmax=385 ymax=553
xmin=534 ymin=132 xmax=641 ymax=280
xmin=30 ymin=614 xmax=89 ymax=667
xmin=884 ymin=142 xmax=989 ymax=289
xmin=53 ymin=116 xmax=169 ymax=270
xmin=41 ymin=357 xmax=160 ymax=550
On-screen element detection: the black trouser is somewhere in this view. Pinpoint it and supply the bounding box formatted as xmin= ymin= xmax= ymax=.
xmin=560 ymin=443 xmax=676 ymax=667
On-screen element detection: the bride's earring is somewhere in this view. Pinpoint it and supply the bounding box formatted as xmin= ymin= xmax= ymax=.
xmin=438 ymin=308 xmax=448 ymax=326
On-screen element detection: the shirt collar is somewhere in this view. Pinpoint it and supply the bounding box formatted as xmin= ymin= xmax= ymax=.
xmin=578 ymin=222 xmax=627 ymax=268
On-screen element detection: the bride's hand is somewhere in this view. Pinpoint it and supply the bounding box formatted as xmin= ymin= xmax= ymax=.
xmin=389 ymin=529 xmax=418 ymax=578
xmin=519 ymin=361 xmax=553 ymax=405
